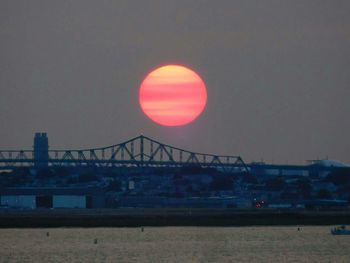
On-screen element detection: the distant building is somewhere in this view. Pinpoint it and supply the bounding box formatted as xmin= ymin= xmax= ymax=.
xmin=33 ymin=132 xmax=49 ymax=167
xmin=0 ymin=188 xmax=105 ymax=209
xmin=310 ymin=159 xmax=349 ymax=168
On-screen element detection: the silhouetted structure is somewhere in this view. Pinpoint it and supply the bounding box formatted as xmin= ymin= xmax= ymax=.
xmin=33 ymin=132 xmax=49 ymax=167
xmin=0 ymin=187 xmax=105 ymax=208
xmin=0 ymin=134 xmax=345 ymax=175
xmin=0 ymin=133 xmax=248 ymax=171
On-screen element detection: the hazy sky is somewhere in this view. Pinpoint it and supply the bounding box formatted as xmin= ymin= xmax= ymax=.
xmin=1 ymin=1 xmax=349 ymax=164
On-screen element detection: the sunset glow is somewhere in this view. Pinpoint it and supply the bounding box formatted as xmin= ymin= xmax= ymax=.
xmin=139 ymin=65 xmax=207 ymax=126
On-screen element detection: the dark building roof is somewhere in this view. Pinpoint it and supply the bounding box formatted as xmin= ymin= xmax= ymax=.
xmin=0 ymin=187 xmax=105 ymax=196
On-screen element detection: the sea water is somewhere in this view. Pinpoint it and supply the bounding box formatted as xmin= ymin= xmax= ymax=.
xmin=0 ymin=226 xmax=349 ymax=262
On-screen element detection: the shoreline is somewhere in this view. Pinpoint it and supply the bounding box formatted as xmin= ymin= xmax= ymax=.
xmin=0 ymin=208 xmax=349 ymax=227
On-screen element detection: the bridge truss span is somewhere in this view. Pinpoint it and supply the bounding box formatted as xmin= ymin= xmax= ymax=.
xmin=0 ymin=135 xmax=248 ymax=172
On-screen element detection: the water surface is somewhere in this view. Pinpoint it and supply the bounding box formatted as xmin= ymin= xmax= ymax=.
xmin=0 ymin=226 xmax=349 ymax=262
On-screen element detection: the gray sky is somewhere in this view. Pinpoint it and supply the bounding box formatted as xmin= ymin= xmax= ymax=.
xmin=1 ymin=0 xmax=349 ymax=164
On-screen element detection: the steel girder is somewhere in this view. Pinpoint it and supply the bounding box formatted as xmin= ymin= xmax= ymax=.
xmin=0 ymin=135 xmax=248 ymax=172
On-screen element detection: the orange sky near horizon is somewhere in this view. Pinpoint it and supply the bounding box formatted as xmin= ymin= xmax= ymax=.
xmin=139 ymin=65 xmax=207 ymax=126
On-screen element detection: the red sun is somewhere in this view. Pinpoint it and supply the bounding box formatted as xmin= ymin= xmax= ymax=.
xmin=139 ymin=65 xmax=207 ymax=126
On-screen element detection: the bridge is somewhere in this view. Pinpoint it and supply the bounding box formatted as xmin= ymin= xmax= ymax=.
xmin=0 ymin=133 xmax=342 ymax=175
xmin=0 ymin=134 xmax=249 ymax=172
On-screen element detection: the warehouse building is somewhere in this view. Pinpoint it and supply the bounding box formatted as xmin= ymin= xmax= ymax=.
xmin=0 ymin=188 xmax=105 ymax=209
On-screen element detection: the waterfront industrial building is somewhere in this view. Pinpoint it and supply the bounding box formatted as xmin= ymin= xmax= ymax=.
xmin=0 ymin=188 xmax=105 ymax=209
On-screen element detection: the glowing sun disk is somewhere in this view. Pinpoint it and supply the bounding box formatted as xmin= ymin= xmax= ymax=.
xmin=139 ymin=65 xmax=207 ymax=126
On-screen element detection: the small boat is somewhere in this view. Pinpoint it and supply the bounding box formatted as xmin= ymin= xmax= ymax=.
xmin=331 ymin=225 xmax=350 ymax=235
